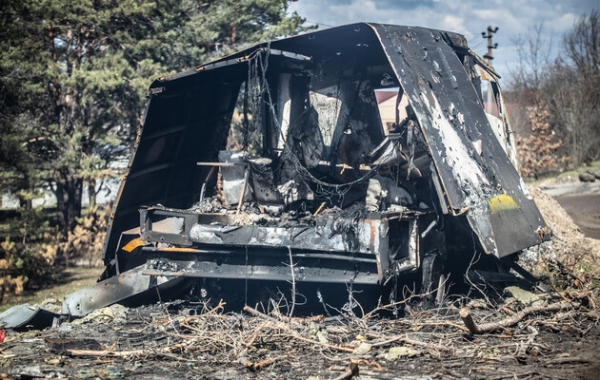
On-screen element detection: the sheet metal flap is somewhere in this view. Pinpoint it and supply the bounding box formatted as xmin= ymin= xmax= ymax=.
xmin=370 ymin=24 xmax=547 ymax=257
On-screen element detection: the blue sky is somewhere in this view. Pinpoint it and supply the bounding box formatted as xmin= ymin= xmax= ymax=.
xmin=288 ymin=0 xmax=597 ymax=82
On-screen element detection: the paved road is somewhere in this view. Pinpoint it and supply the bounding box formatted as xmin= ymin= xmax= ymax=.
xmin=541 ymin=181 xmax=600 ymax=239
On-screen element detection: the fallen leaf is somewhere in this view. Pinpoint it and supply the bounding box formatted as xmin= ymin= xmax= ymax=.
xmin=385 ymin=346 xmax=420 ymax=360
xmin=352 ymin=342 xmax=372 ymax=355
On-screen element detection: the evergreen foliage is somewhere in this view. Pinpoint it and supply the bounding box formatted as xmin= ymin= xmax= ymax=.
xmin=0 ymin=0 xmax=309 ymax=296
xmin=0 ymin=0 xmax=309 ymax=238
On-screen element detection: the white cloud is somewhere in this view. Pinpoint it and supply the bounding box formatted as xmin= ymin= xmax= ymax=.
xmin=288 ymin=0 xmax=597 ymax=79
xmin=439 ymin=15 xmax=469 ymax=37
xmin=554 ymin=13 xmax=579 ymax=33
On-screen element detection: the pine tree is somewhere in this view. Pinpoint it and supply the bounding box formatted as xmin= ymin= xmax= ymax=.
xmin=0 ymin=0 xmax=309 ymax=239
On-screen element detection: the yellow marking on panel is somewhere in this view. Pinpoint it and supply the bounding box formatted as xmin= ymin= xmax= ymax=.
xmin=487 ymin=194 xmax=519 ymax=214
xmin=121 ymin=238 xmax=147 ymax=253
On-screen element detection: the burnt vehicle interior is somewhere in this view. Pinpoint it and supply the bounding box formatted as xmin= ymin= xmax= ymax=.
xmin=61 ymin=23 xmax=549 ymax=316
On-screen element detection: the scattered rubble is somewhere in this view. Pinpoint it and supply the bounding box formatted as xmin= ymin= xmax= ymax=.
xmin=529 ymin=186 xmax=600 ymax=266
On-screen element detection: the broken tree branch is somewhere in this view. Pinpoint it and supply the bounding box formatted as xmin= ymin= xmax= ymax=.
xmin=332 ymin=359 xmax=359 ymax=380
xmin=369 ymin=334 xmax=454 ymax=353
xmin=287 ymin=245 xmax=296 ymax=319
xmin=460 ymin=301 xmax=579 ymax=334
xmin=459 ymin=308 xmax=479 ymax=334
xmin=242 ymin=305 xmax=355 ymax=352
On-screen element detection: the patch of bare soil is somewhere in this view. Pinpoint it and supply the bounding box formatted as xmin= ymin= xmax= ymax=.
xmin=1 ymin=186 xmax=599 ymax=380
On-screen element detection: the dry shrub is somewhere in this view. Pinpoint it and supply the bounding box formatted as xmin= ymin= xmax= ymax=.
xmin=0 ymin=205 xmax=108 ymax=303
xmin=60 ymin=205 xmax=109 ymax=267
xmin=517 ymin=101 xmax=571 ymax=179
xmin=0 ymin=235 xmax=58 ymax=304
xmin=0 ymin=275 xmax=27 ymax=304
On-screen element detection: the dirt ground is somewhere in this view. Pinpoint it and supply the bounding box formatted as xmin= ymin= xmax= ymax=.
xmin=1 ymin=183 xmax=600 ymax=380
xmin=1 ymin=298 xmax=599 ymax=380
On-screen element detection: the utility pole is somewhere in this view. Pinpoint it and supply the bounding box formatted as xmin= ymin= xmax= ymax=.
xmin=482 ymin=26 xmax=498 ymax=114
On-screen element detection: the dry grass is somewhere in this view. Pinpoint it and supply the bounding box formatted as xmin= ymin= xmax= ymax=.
xmin=0 ymin=266 xmax=103 ymax=313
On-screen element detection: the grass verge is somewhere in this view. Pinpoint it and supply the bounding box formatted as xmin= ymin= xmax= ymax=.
xmin=526 ymin=160 xmax=600 ymax=186
xmin=0 ymin=266 xmax=104 ymax=313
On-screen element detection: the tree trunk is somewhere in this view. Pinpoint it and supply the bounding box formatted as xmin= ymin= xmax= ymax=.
xmin=55 ymin=173 xmax=83 ymax=267
xmin=56 ymin=175 xmax=83 ymax=236
xmin=88 ymin=178 xmax=96 ymax=209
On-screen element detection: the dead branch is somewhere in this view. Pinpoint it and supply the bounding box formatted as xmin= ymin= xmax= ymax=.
xmin=182 ymin=299 xmax=226 ymax=323
xmin=369 ymin=333 xmax=454 ymax=353
xmin=64 ymin=347 xmax=165 ymax=358
xmin=544 ymin=356 xmax=590 ymax=365
xmin=244 ymin=357 xmax=278 ymax=371
xmin=278 ymin=333 xmax=355 ymax=353
xmin=237 ymin=322 xmax=266 ymax=367
xmin=287 ymin=245 xmax=296 ymax=318
xmin=242 ymin=305 xmax=355 ymax=353
xmin=243 ymin=305 xmax=281 ymax=323
xmin=460 ymin=301 xmax=579 ymax=334
xmin=418 ymin=321 xmax=471 ymax=333
xmin=545 ymin=260 xmax=573 ymax=304
xmin=459 ymin=308 xmax=479 ymax=334
xmin=401 ymin=335 xmax=454 ymax=353
xmin=443 ymin=368 xmax=464 ymax=378
xmin=64 ymin=335 xmax=204 ymax=358
xmin=361 ymin=293 xmax=423 ymax=320
xmin=332 ymin=359 xmax=359 ymax=380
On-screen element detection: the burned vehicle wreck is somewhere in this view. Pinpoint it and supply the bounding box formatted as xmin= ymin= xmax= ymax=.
xmin=61 ymin=23 xmax=548 ymax=317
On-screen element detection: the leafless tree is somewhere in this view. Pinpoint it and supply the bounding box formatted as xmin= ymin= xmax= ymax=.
xmin=506 ymin=23 xmax=554 ymax=139
xmin=509 ymin=22 xmax=554 ymax=93
xmin=564 ymin=10 xmax=600 ymax=89
xmin=508 ymin=12 xmax=600 ymax=169
xmin=545 ymin=10 xmax=600 ymax=165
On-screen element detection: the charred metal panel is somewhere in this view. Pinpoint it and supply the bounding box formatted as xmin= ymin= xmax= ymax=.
xmin=137 ymin=205 xmax=404 ymax=283
xmin=188 ymin=215 xmax=388 ymax=255
xmin=142 ymin=248 xmax=380 ymax=285
xmin=0 ymin=304 xmax=59 ymax=330
xmin=104 ymin=82 xmax=241 ymax=263
xmin=369 ymin=24 xmax=546 ymax=257
xmin=61 ymin=264 xmax=184 ymax=317
xmin=140 ymin=207 xmax=200 ymax=247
